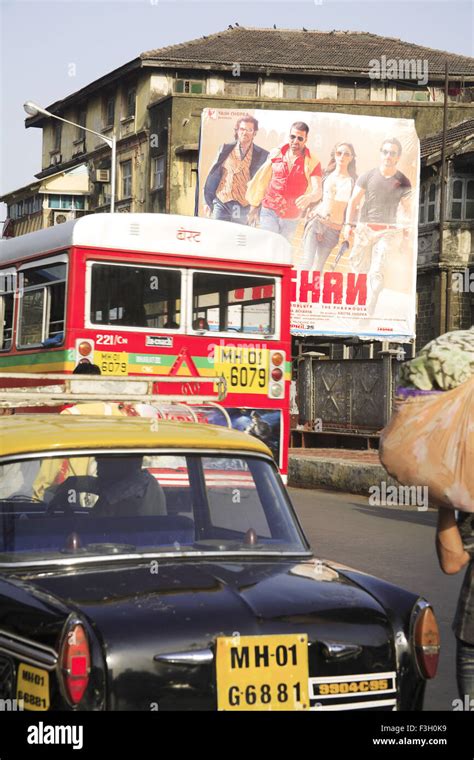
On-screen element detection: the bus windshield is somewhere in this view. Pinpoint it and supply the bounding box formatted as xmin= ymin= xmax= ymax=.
xmin=90 ymin=263 xmax=182 ymax=329
xmin=192 ymin=271 xmax=275 ymax=335
xmin=88 ymin=262 xmax=277 ymax=337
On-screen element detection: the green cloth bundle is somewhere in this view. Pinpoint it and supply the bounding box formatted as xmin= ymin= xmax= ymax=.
xmin=399 ymin=327 xmax=474 ymax=391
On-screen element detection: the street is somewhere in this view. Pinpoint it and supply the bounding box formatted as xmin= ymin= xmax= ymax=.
xmin=290 ymin=486 xmax=464 ymax=712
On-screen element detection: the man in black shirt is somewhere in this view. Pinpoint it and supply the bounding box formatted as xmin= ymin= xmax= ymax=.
xmin=343 ymin=138 xmax=412 ymax=315
xmin=436 ymin=507 xmax=474 ymax=701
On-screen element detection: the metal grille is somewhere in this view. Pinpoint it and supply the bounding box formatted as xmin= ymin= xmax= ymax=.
xmin=298 ymin=355 xmax=400 ymax=434
xmin=0 ymin=656 xmax=14 ymax=700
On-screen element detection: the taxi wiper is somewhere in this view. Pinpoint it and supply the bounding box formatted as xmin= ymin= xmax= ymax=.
xmin=61 ymin=541 xmax=138 ymax=556
xmin=83 ymin=543 xmax=137 ymax=555
xmin=0 ymin=496 xmax=44 ymax=503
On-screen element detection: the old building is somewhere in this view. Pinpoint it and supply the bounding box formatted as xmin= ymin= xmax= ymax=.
xmin=417 ymin=119 xmax=474 ymax=348
xmin=2 ymin=26 xmax=474 ymax=234
xmin=1 ymin=165 xmax=89 ymax=237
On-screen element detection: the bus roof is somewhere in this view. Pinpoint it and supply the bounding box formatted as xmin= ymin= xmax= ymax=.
xmin=0 ymin=213 xmax=293 ymax=268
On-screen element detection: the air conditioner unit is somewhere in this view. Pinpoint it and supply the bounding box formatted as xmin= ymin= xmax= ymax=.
xmin=95 ymin=169 xmax=110 ymax=183
xmin=53 ymin=210 xmax=75 ymax=225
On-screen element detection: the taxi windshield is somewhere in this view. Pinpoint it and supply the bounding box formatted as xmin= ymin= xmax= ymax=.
xmin=0 ymin=453 xmax=308 ymax=564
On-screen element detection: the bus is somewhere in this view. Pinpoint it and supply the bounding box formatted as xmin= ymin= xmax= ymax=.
xmin=0 ymin=214 xmax=293 ymax=477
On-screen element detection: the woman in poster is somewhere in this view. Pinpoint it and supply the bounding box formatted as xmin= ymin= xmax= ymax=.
xmin=301 ymin=142 xmax=357 ymax=272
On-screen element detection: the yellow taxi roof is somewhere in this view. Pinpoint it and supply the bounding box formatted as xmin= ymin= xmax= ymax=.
xmin=0 ymin=415 xmax=272 ymax=459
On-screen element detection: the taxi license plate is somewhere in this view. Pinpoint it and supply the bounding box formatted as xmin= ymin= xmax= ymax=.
xmin=95 ymin=351 xmax=128 ymax=376
xmin=16 ymin=663 xmax=50 ymax=711
xmin=216 ymin=634 xmax=309 ymax=711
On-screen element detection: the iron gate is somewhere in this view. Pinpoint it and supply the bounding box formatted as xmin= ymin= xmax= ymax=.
xmin=297 ymin=352 xmax=401 ymax=434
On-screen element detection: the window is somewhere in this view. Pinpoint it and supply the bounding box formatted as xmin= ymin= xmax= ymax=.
xmin=224 ymin=81 xmax=257 ymax=97
xmin=419 ymin=185 xmax=425 ymax=224
xmin=175 ymin=79 xmax=204 ymax=94
xmin=100 ymin=184 xmax=112 ymax=206
xmin=90 ymin=263 xmax=182 ymax=329
xmin=48 ymin=195 xmax=85 ymax=210
xmin=76 ymin=108 xmax=87 ymax=139
xmin=17 ymin=260 xmax=67 ymax=348
xmin=124 ymin=87 xmax=136 ymax=118
xmin=283 ymin=83 xmax=316 ymax=100
xmin=8 ymin=201 xmax=23 ymax=220
xmin=104 ymin=95 xmax=115 ymax=127
xmin=152 ymin=156 xmax=165 ymax=190
xmin=427 ymin=182 xmax=437 ymax=222
xmin=53 ymin=123 xmax=62 ymax=152
xmin=23 ymin=196 xmax=42 ymax=215
xmin=449 ymin=176 xmax=474 ymax=221
xmin=192 ymin=271 xmax=276 ymax=335
xmin=121 ymin=160 xmax=132 ymax=199
xmin=396 ymin=86 xmax=429 ymax=102
xmin=204 ymin=458 xmax=270 ymax=536
xmin=419 ymin=180 xmax=438 ymax=224
xmin=13 ymin=196 xmax=41 ymax=216
xmin=0 ymin=270 xmax=15 ymax=351
xmin=338 ymin=81 xmax=370 ymax=100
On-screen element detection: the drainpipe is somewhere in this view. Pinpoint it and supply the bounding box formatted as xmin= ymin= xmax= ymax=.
xmin=438 ymin=61 xmax=449 ymax=334
xmin=166 ymin=113 xmax=172 ymax=214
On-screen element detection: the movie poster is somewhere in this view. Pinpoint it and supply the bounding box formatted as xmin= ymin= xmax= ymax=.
xmin=196 ymin=108 xmax=420 ymax=341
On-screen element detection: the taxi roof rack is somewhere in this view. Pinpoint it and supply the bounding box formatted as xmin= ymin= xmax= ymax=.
xmin=0 ymin=372 xmax=227 ymax=408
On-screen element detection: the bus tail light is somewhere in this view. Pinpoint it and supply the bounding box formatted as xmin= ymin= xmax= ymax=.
xmin=268 ymin=351 xmax=285 ymax=399
xmin=60 ymin=622 xmax=91 ymax=705
xmin=413 ymin=605 xmax=440 ymax=679
xmin=75 ymin=339 xmax=95 ymax=365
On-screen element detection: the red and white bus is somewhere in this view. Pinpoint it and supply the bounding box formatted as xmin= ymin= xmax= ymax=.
xmin=0 ymin=214 xmax=293 ymax=476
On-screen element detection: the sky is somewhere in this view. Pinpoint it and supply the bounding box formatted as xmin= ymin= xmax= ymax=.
xmin=0 ymin=0 xmax=473 ymax=217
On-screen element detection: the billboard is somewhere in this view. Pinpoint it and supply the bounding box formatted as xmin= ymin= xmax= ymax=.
xmin=196 ymin=108 xmax=420 ymax=342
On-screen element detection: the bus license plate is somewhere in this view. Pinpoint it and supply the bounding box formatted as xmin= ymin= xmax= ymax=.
xmin=214 ymin=347 xmax=268 ymax=394
xmin=95 ymin=351 xmax=128 ymax=376
xmin=216 ymin=634 xmax=309 ymax=711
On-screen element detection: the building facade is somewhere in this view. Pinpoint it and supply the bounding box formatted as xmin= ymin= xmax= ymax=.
xmin=1 ymin=165 xmax=89 ymax=237
xmin=3 ymin=28 xmax=473 ymax=224
xmin=417 ymin=119 xmax=474 ymax=348
xmin=2 ymin=26 xmax=474 ymax=349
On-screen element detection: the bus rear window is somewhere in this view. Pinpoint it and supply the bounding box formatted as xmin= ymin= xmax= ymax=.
xmin=90 ymin=264 xmax=181 ymax=329
xmin=0 ymin=271 xmax=15 ymax=352
xmin=192 ymin=272 xmax=275 ymax=335
xmin=17 ymin=262 xmax=66 ymax=348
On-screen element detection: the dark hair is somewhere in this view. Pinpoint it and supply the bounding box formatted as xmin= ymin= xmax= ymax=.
xmin=235 ymin=115 xmax=259 ymax=138
xmin=73 ymin=362 xmax=102 ymax=375
xmin=380 ymin=137 xmax=402 ymax=156
xmin=290 ymin=121 xmax=309 ymax=135
xmin=324 ymin=142 xmax=358 ymax=182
